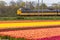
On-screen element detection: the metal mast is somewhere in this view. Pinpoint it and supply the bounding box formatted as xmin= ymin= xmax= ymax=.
xmin=38 ymin=0 xmax=40 ymax=13
xmin=41 ymin=0 xmax=43 ymax=16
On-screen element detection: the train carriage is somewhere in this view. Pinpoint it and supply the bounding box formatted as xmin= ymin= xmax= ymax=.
xmin=17 ymin=8 xmax=60 ymax=16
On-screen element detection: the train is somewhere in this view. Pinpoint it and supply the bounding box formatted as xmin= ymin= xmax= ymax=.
xmin=17 ymin=8 xmax=60 ymax=16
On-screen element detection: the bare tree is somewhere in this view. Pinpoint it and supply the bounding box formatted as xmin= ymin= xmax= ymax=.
xmin=0 ymin=1 xmax=7 ymax=7
xmin=9 ymin=0 xmax=16 ymax=7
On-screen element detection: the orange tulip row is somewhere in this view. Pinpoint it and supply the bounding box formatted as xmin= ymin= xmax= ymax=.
xmin=0 ymin=27 xmax=60 ymax=39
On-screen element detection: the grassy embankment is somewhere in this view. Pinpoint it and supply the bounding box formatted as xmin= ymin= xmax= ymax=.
xmin=0 ymin=16 xmax=60 ymax=20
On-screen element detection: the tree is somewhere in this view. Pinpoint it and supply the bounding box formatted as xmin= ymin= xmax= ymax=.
xmin=25 ymin=1 xmax=34 ymax=9
xmin=20 ymin=2 xmax=25 ymax=7
xmin=40 ymin=3 xmax=47 ymax=9
xmin=9 ymin=0 xmax=16 ymax=7
xmin=29 ymin=2 xmax=34 ymax=9
xmin=16 ymin=0 xmax=23 ymax=7
xmin=51 ymin=3 xmax=60 ymax=9
xmin=0 ymin=1 xmax=7 ymax=17
xmin=0 ymin=1 xmax=7 ymax=7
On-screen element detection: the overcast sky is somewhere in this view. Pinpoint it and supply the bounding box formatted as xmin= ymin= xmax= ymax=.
xmin=0 ymin=0 xmax=60 ymax=4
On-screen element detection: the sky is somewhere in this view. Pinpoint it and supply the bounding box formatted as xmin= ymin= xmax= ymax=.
xmin=0 ymin=0 xmax=60 ymax=4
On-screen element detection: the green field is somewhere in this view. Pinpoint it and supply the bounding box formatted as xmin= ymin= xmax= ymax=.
xmin=0 ymin=16 xmax=60 ymax=20
xmin=0 ymin=36 xmax=25 ymax=40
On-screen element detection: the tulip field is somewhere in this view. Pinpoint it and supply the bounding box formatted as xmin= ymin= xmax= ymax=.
xmin=0 ymin=20 xmax=60 ymax=40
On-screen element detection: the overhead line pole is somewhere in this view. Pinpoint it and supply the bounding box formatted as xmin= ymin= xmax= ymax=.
xmin=41 ymin=0 xmax=43 ymax=16
xmin=38 ymin=0 xmax=39 ymax=13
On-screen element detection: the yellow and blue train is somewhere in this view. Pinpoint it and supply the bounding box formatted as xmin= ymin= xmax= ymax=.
xmin=17 ymin=8 xmax=60 ymax=16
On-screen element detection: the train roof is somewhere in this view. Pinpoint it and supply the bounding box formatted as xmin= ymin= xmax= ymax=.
xmin=18 ymin=8 xmax=60 ymax=12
